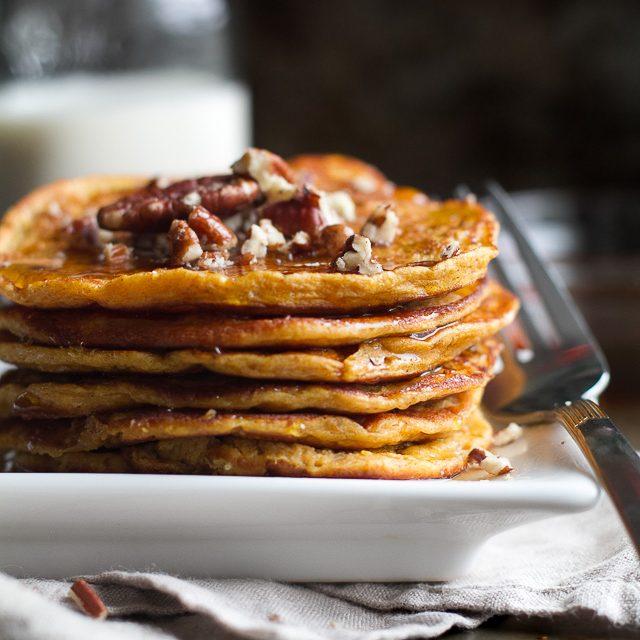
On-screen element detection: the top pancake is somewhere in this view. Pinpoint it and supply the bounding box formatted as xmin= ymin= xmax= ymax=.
xmin=0 ymin=155 xmax=498 ymax=312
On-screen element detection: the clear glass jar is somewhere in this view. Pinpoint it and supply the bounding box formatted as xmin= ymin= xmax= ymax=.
xmin=0 ymin=0 xmax=250 ymax=209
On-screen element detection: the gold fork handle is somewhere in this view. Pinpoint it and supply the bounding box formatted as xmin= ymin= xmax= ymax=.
xmin=556 ymin=400 xmax=640 ymax=555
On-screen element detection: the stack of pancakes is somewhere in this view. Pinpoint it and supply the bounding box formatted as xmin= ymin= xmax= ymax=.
xmin=0 ymin=152 xmax=518 ymax=479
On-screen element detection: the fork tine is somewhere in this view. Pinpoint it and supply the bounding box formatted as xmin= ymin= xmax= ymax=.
xmin=456 ymin=182 xmax=548 ymax=351
xmin=489 ymin=258 xmax=548 ymax=352
xmin=484 ymin=182 xmax=606 ymax=363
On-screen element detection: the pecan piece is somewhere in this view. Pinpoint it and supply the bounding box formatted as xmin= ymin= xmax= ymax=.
xmin=240 ymin=219 xmax=286 ymax=262
xmin=320 ymin=223 xmax=355 ymax=255
xmin=468 ymin=448 xmax=512 ymax=476
xmin=319 ymin=190 xmax=356 ymax=224
xmin=197 ymin=251 xmax=232 ymax=271
xmin=97 ymin=175 xmax=260 ymax=232
xmin=188 ymin=206 xmax=237 ymax=250
xmin=102 ymin=242 xmax=133 ymax=267
xmin=441 ymin=240 xmax=460 ymax=259
xmin=493 ymin=422 xmax=523 ymax=447
xmin=168 ymin=219 xmax=203 ymax=265
xmin=260 ymin=188 xmax=324 ymax=237
xmin=333 ymin=234 xmax=383 ymax=276
xmin=361 ymin=203 xmax=399 ymax=246
xmin=286 ymin=230 xmax=312 ymax=253
xmin=68 ymin=579 xmax=108 ymax=620
xmin=166 ymin=175 xmax=261 ymax=217
xmin=65 ymin=215 xmax=100 ymax=250
xmin=232 ymin=148 xmax=297 ymax=202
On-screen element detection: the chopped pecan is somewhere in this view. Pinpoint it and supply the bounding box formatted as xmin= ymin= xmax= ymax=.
xmin=320 ymin=224 xmax=355 ymax=255
xmin=277 ymin=230 xmax=312 ymax=256
xmin=288 ymin=230 xmax=312 ymax=252
xmin=319 ymin=190 xmax=356 ymax=224
xmin=333 ymin=234 xmax=383 ymax=276
xmin=168 ymin=220 xmax=203 ymax=265
xmin=102 ymin=242 xmax=133 ymax=267
xmin=240 ymin=219 xmax=286 ymax=262
xmin=260 ymin=188 xmax=324 ymax=237
xmin=468 ymin=448 xmax=512 ymax=476
xmin=68 ymin=579 xmax=108 ymax=620
xmin=232 ymin=148 xmax=297 ymax=202
xmin=361 ymin=203 xmax=399 ymax=246
xmin=441 ymin=240 xmax=460 ymax=259
xmin=65 ymin=214 xmax=136 ymax=253
xmin=188 ymin=206 xmax=237 ymax=250
xmin=467 ymin=448 xmax=487 ymax=465
xmin=97 ymin=175 xmax=261 ymax=232
xmin=65 ymin=216 xmax=100 ymax=250
xmin=493 ymin=422 xmax=523 ymax=447
xmin=131 ymin=232 xmax=170 ymax=260
xmin=197 ymin=251 xmax=232 ymax=271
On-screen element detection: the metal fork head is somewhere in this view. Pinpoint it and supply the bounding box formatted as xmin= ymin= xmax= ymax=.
xmin=477 ymin=183 xmax=610 ymax=422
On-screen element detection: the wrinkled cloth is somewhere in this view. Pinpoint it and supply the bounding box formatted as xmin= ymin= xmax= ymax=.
xmin=1 ymin=495 xmax=638 ymax=640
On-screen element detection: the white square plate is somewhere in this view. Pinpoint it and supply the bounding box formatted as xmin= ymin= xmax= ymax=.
xmin=0 ymin=420 xmax=598 ymax=580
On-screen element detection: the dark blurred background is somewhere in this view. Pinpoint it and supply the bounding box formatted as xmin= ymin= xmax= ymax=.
xmin=0 ymin=0 xmax=638 ymax=433
xmin=3 ymin=0 xmax=639 ymax=194
xmin=235 ymin=0 xmax=640 ymax=195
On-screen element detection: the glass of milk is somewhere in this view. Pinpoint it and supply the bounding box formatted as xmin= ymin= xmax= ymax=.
xmin=0 ymin=0 xmax=251 ymax=210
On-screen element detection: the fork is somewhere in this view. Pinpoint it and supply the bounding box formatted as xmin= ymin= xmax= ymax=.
xmin=473 ymin=182 xmax=640 ymax=554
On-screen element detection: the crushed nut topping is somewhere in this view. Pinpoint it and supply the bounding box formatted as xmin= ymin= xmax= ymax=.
xmin=240 ymin=219 xmax=286 ymax=262
xmin=361 ymin=203 xmax=399 ymax=246
xmin=493 ymin=422 xmax=524 ymax=447
xmin=441 ymin=239 xmax=460 ymax=259
xmin=197 ymin=252 xmax=232 ymax=271
xmin=168 ymin=219 xmax=203 ymax=265
xmin=260 ymin=187 xmax=356 ymax=247
xmin=290 ymin=230 xmax=310 ymax=247
xmin=231 ymin=147 xmax=297 ymax=203
xmin=319 ymin=190 xmax=356 ymax=225
xmin=320 ymin=223 xmax=355 ymax=255
xmin=68 ymin=148 xmax=398 ymax=270
xmin=334 ymin=234 xmax=383 ymax=276
xmin=280 ymin=230 xmax=312 ymax=255
xmin=257 ymin=218 xmax=286 ymax=246
xmin=65 ymin=215 xmax=100 ymax=250
xmin=187 ymin=206 xmax=237 ymax=250
xmin=102 ymin=242 xmax=133 ymax=267
xmin=468 ymin=448 xmax=512 ymax=476
xmin=260 ymin=188 xmax=324 ymax=237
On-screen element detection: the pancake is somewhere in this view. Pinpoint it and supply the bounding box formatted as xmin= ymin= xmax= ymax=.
xmin=7 ymin=340 xmax=500 ymax=419
xmin=0 ymin=283 xmax=518 ymax=382
xmin=0 ymin=388 xmax=481 ymax=454
xmin=0 ymin=279 xmax=489 ymax=350
xmin=10 ymin=409 xmax=493 ymax=479
xmin=0 ymin=156 xmax=498 ymax=312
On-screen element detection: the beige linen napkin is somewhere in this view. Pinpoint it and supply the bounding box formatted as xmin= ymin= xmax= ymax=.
xmin=0 ymin=494 xmax=637 ymax=640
